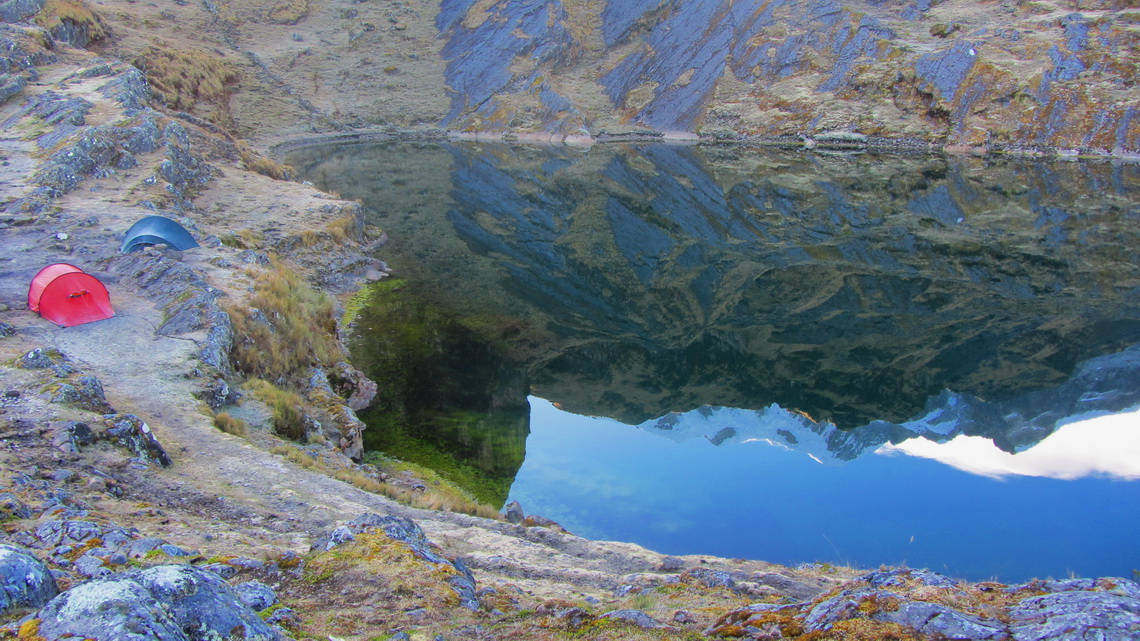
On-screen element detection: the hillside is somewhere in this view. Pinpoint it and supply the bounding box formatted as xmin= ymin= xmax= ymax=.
xmin=44 ymin=0 xmax=1140 ymax=153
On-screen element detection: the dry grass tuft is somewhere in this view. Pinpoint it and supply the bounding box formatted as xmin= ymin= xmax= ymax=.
xmin=236 ymin=141 xmax=294 ymax=180
xmin=212 ymin=411 xmax=249 ymax=438
xmin=326 ymin=214 xmax=361 ymax=241
xmin=268 ymin=0 xmax=308 ymax=24
xmin=271 ymin=444 xmax=321 ymax=470
xmin=246 ymin=379 xmax=307 ymax=441
xmin=36 ymin=0 xmax=109 ymax=42
xmin=134 ymin=47 xmax=238 ymax=113
xmin=226 ymin=264 xmax=344 ymax=383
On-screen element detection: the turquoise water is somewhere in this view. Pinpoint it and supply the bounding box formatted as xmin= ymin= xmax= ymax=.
xmin=286 ymin=141 xmax=1140 ymax=582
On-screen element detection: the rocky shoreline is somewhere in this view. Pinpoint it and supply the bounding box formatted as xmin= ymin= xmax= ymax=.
xmin=2 ymin=11 xmax=1140 ymax=641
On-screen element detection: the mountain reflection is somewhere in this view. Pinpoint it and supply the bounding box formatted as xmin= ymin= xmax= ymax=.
xmin=286 ymin=140 xmax=1140 ymax=482
xmin=627 ymin=344 xmax=1140 ymax=471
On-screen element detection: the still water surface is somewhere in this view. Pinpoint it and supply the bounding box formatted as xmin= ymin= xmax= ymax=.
xmin=285 ymin=141 xmax=1140 ymax=582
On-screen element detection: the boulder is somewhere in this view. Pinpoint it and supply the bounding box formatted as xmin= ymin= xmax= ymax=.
xmin=0 ymin=544 xmax=57 ymax=613
xmin=134 ymin=565 xmax=278 ymax=640
xmin=598 ymin=609 xmax=672 ymax=630
xmin=49 ymin=375 xmax=114 ymax=414
xmin=233 ymin=580 xmax=277 ymax=612
xmin=35 ymin=575 xmax=187 ymax=641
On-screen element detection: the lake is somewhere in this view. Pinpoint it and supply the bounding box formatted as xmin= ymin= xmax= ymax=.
xmin=285 ymin=140 xmax=1140 ymax=583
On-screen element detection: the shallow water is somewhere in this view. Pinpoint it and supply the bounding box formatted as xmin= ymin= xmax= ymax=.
xmin=286 ymin=141 xmax=1140 ymax=582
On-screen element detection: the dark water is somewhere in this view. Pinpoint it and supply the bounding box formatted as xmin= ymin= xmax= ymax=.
xmin=285 ymin=141 xmax=1140 ymax=582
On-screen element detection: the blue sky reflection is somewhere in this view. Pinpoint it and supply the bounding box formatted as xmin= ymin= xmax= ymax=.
xmin=508 ymin=397 xmax=1140 ymax=582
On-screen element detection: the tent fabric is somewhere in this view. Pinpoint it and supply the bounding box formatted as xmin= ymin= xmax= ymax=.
xmin=37 ymin=272 xmax=114 ymax=327
xmin=120 ymin=215 xmax=199 ymax=253
xmin=28 ymin=263 xmax=83 ymax=312
xmin=28 ymin=264 xmax=115 ymax=327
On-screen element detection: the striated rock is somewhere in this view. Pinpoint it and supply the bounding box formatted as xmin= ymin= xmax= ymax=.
xmin=0 ymin=0 xmax=44 ymax=24
xmin=0 ymin=543 xmax=57 ymax=613
xmin=110 ymin=251 xmax=234 ymax=377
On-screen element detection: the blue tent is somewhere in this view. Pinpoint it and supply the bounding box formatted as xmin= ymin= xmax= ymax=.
xmin=120 ymin=216 xmax=200 ymax=253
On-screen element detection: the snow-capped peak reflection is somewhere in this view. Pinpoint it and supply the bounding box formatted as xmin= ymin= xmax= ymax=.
xmin=875 ymin=410 xmax=1140 ymax=480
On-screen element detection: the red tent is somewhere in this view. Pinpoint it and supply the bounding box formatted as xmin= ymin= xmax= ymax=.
xmin=27 ymin=264 xmax=115 ymax=327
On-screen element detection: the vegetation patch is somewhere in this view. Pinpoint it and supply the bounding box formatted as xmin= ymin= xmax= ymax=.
xmin=236 ymin=141 xmax=294 ymax=180
xmin=268 ymin=0 xmax=309 ymax=25
xmin=134 ymin=46 xmax=238 ymax=117
xmin=35 ymin=0 xmax=109 ymax=42
xmin=212 ymin=411 xmax=249 ymax=437
xmin=227 ymin=264 xmax=343 ymax=383
xmin=246 ymin=379 xmax=307 ymax=440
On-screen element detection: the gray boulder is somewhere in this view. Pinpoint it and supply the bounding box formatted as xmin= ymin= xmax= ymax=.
xmin=135 ymin=565 xmax=278 ymax=640
xmin=0 ymin=0 xmax=45 ymax=23
xmin=598 ymin=609 xmax=671 ymax=630
xmin=0 ymin=544 xmax=57 ymax=613
xmin=35 ymin=575 xmax=187 ymax=641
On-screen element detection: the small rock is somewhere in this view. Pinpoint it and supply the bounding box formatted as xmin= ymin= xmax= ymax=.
xmin=598 ymin=609 xmax=671 ymax=630
xmin=0 ymin=322 xmax=14 ymax=338
xmin=673 ymin=610 xmax=697 ymax=624
xmin=74 ymin=553 xmax=111 ymax=578
xmin=158 ymin=543 xmax=193 ymax=557
xmin=233 ymin=580 xmax=278 ymax=612
xmin=503 ymin=501 xmax=524 ymax=524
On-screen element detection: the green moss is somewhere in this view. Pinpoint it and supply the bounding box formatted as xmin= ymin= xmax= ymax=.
xmin=349 ymin=279 xmax=529 ymax=506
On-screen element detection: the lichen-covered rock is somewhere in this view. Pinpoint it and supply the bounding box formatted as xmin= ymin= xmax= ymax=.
xmin=134 ymin=565 xmax=279 ymax=640
xmin=597 ymin=608 xmax=672 ymax=630
xmin=49 ymin=374 xmax=114 ymax=414
xmin=0 ymin=492 xmax=31 ymax=520
xmin=0 ymin=544 xmax=57 ymax=613
xmin=0 ymin=0 xmax=45 ymax=24
xmin=35 ymin=575 xmax=188 ymax=640
xmin=1009 ymin=581 xmax=1140 ymax=641
xmin=312 ymin=512 xmax=479 ymax=610
xmin=305 ymin=367 xmax=366 ymax=460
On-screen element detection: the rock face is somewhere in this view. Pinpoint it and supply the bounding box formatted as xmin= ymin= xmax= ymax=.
xmin=428 ymin=0 xmax=1140 ymax=150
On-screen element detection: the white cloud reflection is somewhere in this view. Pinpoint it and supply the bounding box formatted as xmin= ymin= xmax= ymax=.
xmin=876 ymin=409 xmax=1140 ymax=480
